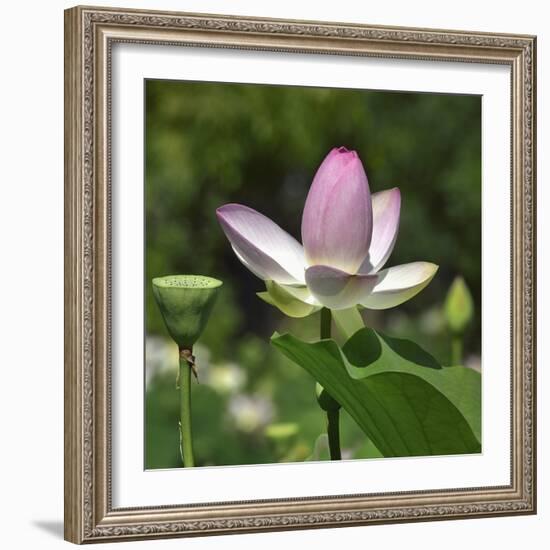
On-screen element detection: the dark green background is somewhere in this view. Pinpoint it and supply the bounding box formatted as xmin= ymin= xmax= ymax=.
xmin=145 ymin=79 xmax=481 ymax=469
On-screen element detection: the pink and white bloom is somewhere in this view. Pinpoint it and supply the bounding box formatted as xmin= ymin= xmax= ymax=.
xmin=216 ymin=147 xmax=438 ymax=313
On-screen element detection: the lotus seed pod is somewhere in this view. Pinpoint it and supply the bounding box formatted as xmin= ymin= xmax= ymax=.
xmin=152 ymin=275 xmax=222 ymax=349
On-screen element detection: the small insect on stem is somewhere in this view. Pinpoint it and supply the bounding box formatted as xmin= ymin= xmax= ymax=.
xmin=180 ymin=348 xmax=199 ymax=382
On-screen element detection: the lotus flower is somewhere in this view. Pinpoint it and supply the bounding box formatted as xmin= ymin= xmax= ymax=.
xmin=216 ymin=147 xmax=438 ymax=314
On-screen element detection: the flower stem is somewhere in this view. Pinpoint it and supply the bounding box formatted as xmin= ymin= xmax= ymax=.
xmin=178 ymin=348 xmax=195 ymax=467
xmin=320 ymin=308 xmax=341 ymax=460
xmin=326 ymin=408 xmax=341 ymax=461
xmin=320 ymin=307 xmax=332 ymax=340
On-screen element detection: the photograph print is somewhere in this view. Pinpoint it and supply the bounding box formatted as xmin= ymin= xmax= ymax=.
xmin=145 ymin=79 xmax=482 ymax=470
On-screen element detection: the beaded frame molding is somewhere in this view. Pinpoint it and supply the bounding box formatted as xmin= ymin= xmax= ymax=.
xmin=64 ymin=5 xmax=537 ymax=544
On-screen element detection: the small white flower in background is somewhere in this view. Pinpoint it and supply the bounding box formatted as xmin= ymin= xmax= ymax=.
xmin=206 ymin=363 xmax=247 ymax=395
xmin=145 ymin=338 xmax=213 ymax=387
xmin=145 ymin=335 xmax=178 ymax=387
xmin=228 ymin=394 xmax=274 ymax=433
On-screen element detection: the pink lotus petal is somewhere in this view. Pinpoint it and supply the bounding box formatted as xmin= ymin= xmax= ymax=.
xmin=305 ymin=264 xmax=378 ymax=310
xmin=217 ymin=204 xmax=306 ymax=285
xmin=364 ymin=188 xmax=401 ymax=273
xmin=360 ymin=262 xmax=438 ymax=310
xmin=301 ymin=147 xmax=373 ymax=274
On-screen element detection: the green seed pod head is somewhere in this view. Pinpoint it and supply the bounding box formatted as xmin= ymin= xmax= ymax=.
xmin=152 ymin=275 xmax=222 ymax=349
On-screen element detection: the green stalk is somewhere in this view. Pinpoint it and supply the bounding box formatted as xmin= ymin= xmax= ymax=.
xmin=179 ymin=348 xmax=195 ymax=467
xmin=326 ymin=408 xmax=341 ymax=461
xmin=321 ymin=307 xmax=332 ymax=341
xmin=320 ymin=308 xmax=341 ymax=461
xmin=451 ymin=336 xmax=463 ymax=366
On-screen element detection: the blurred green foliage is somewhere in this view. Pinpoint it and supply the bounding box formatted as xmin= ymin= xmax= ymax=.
xmin=445 ymin=275 xmax=475 ymax=335
xmin=145 ymin=79 xmax=481 ymax=468
xmin=444 ymin=275 xmax=475 ymax=365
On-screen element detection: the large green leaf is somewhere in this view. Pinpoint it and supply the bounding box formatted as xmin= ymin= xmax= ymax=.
xmin=342 ymin=328 xmax=481 ymax=442
xmin=272 ymin=332 xmax=480 ymax=457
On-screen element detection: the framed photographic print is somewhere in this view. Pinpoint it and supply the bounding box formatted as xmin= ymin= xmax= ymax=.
xmin=64 ymin=5 xmax=537 ymax=544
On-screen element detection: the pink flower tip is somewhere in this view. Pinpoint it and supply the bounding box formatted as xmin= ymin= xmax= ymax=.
xmin=332 ymin=146 xmax=359 ymax=159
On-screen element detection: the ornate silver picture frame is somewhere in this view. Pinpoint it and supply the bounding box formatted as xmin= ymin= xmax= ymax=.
xmin=64 ymin=5 xmax=536 ymax=544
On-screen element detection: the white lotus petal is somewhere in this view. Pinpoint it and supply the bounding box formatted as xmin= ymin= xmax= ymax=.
xmin=361 ymin=262 xmax=438 ymax=310
xmin=258 ymin=281 xmax=321 ymax=318
xmin=366 ymin=188 xmax=401 ymax=273
xmin=278 ymin=283 xmax=321 ymax=306
xmin=305 ymin=265 xmax=378 ymax=310
xmin=217 ymin=204 xmax=306 ymax=285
